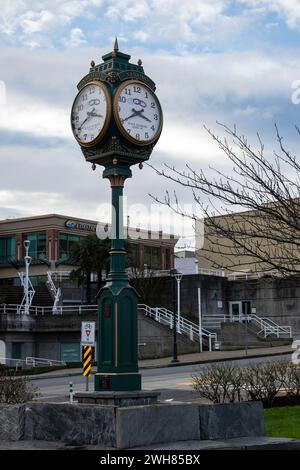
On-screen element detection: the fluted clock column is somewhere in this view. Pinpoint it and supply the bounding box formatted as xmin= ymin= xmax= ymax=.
xmin=95 ymin=165 xmax=141 ymax=391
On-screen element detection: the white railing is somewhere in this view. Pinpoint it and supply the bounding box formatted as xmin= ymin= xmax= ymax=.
xmin=47 ymin=271 xmax=72 ymax=282
xmin=0 ymin=304 xmax=98 ymax=316
xmin=227 ymin=270 xmax=280 ymax=281
xmin=0 ymin=357 xmax=66 ymax=370
xmin=138 ymin=304 xmax=217 ymax=351
xmin=17 ymin=271 xmax=35 ymax=314
xmin=25 ymin=357 xmax=66 ymax=367
xmin=202 ymin=313 xmax=292 ymax=338
xmin=0 ymin=357 xmax=27 ymax=370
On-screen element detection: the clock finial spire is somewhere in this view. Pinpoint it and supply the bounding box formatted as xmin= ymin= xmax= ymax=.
xmin=114 ymin=37 xmax=119 ymax=52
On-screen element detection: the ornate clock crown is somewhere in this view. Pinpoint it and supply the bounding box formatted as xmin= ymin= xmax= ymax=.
xmin=77 ymin=38 xmax=156 ymax=91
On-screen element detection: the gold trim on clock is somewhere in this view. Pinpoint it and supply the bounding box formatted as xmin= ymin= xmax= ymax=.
xmin=113 ymin=79 xmax=163 ymax=146
xmin=71 ymin=80 xmax=112 ymax=148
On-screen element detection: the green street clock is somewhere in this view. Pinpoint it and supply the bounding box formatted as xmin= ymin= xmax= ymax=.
xmin=71 ymin=40 xmax=163 ymax=393
xmin=71 ymin=39 xmax=163 ymax=168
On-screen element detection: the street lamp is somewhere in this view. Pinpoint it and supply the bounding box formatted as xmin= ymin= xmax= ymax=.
xmin=23 ymin=240 xmax=32 ymax=315
xmin=195 ymin=259 xmax=202 ymax=352
xmin=169 ymin=268 xmax=182 ymax=363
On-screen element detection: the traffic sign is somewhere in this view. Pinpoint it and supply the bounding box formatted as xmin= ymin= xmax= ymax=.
xmin=81 ymin=321 xmax=95 ymax=346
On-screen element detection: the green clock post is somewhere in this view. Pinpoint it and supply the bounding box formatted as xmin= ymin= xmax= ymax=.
xmin=71 ymin=40 xmax=163 ymax=392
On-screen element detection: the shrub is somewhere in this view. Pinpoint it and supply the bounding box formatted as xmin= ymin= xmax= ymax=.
xmin=192 ymin=360 xmax=295 ymax=407
xmin=192 ymin=362 xmax=244 ymax=403
xmin=243 ymin=362 xmax=284 ymax=407
xmin=0 ymin=369 xmax=39 ymax=404
xmin=279 ymin=362 xmax=300 ymax=397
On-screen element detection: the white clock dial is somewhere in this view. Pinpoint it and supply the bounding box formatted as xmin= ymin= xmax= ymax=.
xmin=114 ymin=81 xmax=162 ymax=144
xmin=71 ymin=81 xmax=110 ymax=146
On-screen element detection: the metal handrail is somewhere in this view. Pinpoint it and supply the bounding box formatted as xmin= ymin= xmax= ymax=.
xmin=0 ymin=303 xmax=98 ymax=315
xmin=138 ymin=303 xmax=217 ymax=351
xmin=25 ymin=357 xmax=67 ymax=367
xmin=202 ymin=313 xmax=292 ymax=338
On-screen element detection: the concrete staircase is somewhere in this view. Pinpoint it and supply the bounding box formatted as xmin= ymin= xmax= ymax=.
xmin=0 ymin=285 xmax=52 ymax=307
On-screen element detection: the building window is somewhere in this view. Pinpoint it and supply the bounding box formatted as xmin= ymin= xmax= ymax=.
xmin=59 ymin=233 xmax=82 ymax=260
xmin=25 ymin=232 xmax=46 ymax=260
xmin=143 ymin=246 xmax=160 ymax=270
xmin=0 ymin=236 xmax=15 ymax=263
xmin=126 ymin=244 xmax=140 ymax=268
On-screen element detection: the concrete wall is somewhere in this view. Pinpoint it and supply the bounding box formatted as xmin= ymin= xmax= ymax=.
xmin=136 ymin=274 xmax=300 ymax=337
xmin=0 ymin=309 xmax=198 ymax=363
xmin=137 ymin=274 xmax=228 ymax=319
xmin=138 ymin=311 xmax=198 ymax=359
xmin=226 ymin=276 xmax=300 ymax=338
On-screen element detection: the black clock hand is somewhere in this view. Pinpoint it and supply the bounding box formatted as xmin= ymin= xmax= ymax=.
xmin=138 ymin=113 xmax=152 ymax=123
xmin=122 ymin=108 xmax=140 ymax=122
xmin=78 ymin=108 xmax=96 ymax=131
xmin=88 ymin=111 xmax=103 ymax=118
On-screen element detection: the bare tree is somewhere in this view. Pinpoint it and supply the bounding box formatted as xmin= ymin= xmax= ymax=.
xmin=150 ymin=123 xmax=300 ymax=274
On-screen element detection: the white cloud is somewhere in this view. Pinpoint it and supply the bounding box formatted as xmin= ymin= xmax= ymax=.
xmin=0 ymin=0 xmax=103 ymax=46
xmin=132 ymin=30 xmax=149 ymax=42
xmin=239 ymin=0 xmax=300 ymax=31
xmin=65 ymin=27 xmax=87 ymax=47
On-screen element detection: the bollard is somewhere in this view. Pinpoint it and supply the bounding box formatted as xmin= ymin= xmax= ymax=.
xmin=69 ymin=381 xmax=74 ymax=404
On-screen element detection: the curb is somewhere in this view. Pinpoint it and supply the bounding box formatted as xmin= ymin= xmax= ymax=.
xmin=27 ymin=349 xmax=291 ymax=381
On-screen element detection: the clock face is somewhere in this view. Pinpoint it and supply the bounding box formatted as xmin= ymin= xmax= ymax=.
xmin=71 ymin=81 xmax=111 ymax=147
xmin=114 ymin=80 xmax=163 ymax=145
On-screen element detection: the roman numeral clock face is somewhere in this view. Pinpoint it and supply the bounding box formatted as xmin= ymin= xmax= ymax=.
xmin=114 ymin=81 xmax=163 ymax=145
xmin=71 ymin=81 xmax=111 ymax=147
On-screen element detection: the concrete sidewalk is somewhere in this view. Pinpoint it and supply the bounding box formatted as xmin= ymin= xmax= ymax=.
xmin=27 ymin=344 xmax=292 ymax=381
xmin=0 ymin=436 xmax=299 ymax=450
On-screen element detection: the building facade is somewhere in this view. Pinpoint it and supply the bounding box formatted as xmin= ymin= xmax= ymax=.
xmin=0 ymin=213 xmax=177 ymax=286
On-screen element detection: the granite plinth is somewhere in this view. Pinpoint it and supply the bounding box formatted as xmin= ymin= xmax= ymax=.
xmin=0 ymin=400 xmax=265 ymax=448
xmin=73 ymin=390 xmax=160 ymax=407
xmin=0 ymin=404 xmax=25 ymax=441
xmin=198 ymin=401 xmax=265 ymax=440
xmin=116 ymin=403 xmax=200 ymax=448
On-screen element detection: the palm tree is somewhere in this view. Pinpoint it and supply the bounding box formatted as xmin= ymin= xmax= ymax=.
xmin=69 ymin=234 xmax=134 ymax=303
xmin=69 ymin=234 xmax=111 ymax=304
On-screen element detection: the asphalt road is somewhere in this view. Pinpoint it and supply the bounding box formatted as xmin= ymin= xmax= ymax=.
xmin=30 ymin=353 xmax=291 ymax=403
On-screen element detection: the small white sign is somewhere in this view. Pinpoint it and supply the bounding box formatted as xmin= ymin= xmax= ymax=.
xmin=81 ymin=321 xmax=96 ymax=346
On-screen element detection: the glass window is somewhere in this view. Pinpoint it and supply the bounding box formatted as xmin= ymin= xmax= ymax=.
xmin=24 ymin=232 xmax=46 ymax=260
xmin=0 ymin=236 xmax=16 ymax=263
xmin=59 ymin=233 xmax=81 ymax=260
xmin=144 ymin=246 xmax=160 ymax=269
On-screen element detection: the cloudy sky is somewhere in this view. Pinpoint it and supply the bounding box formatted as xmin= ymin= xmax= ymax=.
xmin=1 ymin=0 xmax=300 ymax=247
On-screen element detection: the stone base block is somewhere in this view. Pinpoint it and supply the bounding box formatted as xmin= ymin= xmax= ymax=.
xmin=0 ymin=405 xmax=25 ymax=441
xmin=116 ymin=403 xmax=200 ymax=449
xmin=24 ymin=403 xmax=115 ymax=446
xmin=74 ymin=390 xmax=160 ymax=407
xmin=199 ymin=401 xmax=265 ymax=440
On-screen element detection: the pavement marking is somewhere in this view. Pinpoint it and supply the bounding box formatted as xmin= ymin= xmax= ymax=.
xmin=177 ymin=381 xmax=195 ymax=386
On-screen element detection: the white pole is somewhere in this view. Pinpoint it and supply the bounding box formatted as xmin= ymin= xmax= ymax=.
xmin=24 ymin=240 xmax=31 ymax=316
xmin=177 ymin=277 xmax=181 ymax=333
xmin=198 ymin=287 xmax=202 ymax=352
xmin=195 ymin=260 xmax=203 ymax=352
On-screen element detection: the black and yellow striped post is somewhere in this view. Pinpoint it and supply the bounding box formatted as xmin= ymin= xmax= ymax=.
xmin=82 ymin=346 xmax=92 ymax=390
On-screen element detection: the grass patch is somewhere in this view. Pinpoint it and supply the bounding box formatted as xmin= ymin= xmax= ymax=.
xmin=264 ymin=406 xmax=300 ymax=440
